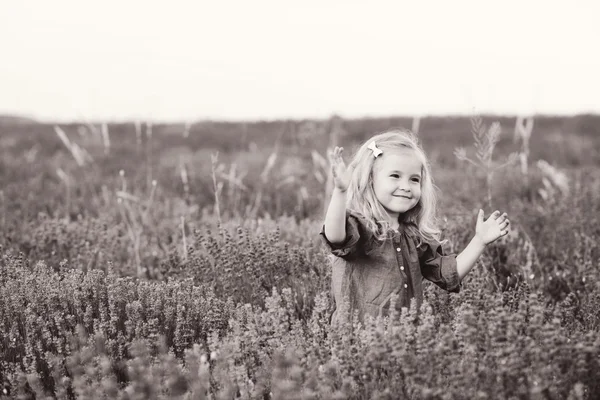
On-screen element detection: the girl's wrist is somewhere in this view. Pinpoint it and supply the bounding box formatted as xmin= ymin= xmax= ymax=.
xmin=472 ymin=234 xmax=487 ymax=248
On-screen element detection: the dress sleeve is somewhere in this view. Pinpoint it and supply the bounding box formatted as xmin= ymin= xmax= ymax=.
xmin=417 ymin=238 xmax=461 ymax=293
xmin=319 ymin=211 xmax=365 ymax=260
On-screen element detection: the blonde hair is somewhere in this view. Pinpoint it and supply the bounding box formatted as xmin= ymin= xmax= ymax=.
xmin=346 ymin=129 xmax=441 ymax=242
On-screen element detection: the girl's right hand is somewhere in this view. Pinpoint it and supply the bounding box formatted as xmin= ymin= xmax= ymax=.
xmin=327 ymin=146 xmax=354 ymax=192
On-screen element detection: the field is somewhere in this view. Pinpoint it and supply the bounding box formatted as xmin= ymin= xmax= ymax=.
xmin=0 ymin=114 xmax=599 ymax=399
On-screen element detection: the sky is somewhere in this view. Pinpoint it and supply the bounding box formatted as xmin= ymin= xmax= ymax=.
xmin=1 ymin=0 xmax=599 ymax=122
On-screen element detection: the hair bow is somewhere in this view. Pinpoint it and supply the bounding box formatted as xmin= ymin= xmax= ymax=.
xmin=367 ymin=141 xmax=383 ymax=158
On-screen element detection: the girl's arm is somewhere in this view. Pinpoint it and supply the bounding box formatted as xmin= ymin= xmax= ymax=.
xmin=456 ymin=235 xmax=486 ymax=281
xmin=323 ymin=188 xmax=348 ymax=244
xmin=456 ymin=209 xmax=510 ymax=281
xmin=323 ymin=146 xmax=355 ymax=244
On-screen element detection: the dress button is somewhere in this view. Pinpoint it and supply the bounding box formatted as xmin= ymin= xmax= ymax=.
xmin=404 ymin=284 xmax=408 ymax=288
xmin=400 ymin=266 xmax=404 ymax=271
xmin=396 ymin=247 xmax=401 ymax=252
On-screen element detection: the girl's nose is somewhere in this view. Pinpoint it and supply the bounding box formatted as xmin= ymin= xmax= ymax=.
xmin=399 ymin=181 xmax=410 ymax=191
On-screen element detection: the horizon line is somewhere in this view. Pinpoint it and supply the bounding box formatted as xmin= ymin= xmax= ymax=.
xmin=2 ymin=110 xmax=600 ymax=126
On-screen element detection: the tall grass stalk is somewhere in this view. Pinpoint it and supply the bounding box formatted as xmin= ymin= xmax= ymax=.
xmin=180 ymin=160 xmax=190 ymax=201
xmin=146 ymin=122 xmax=153 ymax=191
xmin=182 ymin=121 xmax=192 ymax=138
xmin=115 ymin=170 xmax=157 ymax=277
xmin=514 ymin=116 xmax=534 ymax=175
xmin=119 ymin=169 xmax=127 ymax=192
xmin=224 ymin=162 xmax=248 ymax=213
xmin=241 ymin=122 xmax=248 ymax=149
xmin=181 ymin=215 xmax=188 ymax=263
xmin=80 ymin=115 xmax=101 ymax=139
xmin=0 ymin=190 xmax=4 ymax=230
xmin=54 ymin=126 xmax=86 ymax=167
xmin=56 ymin=168 xmax=71 ymax=221
xmin=310 ymin=149 xmax=328 ymax=186
xmin=143 ymin=180 xmax=158 ymax=222
xmin=249 ymin=151 xmax=277 ymax=218
xmin=454 ymin=116 xmax=518 ymax=209
xmin=208 ymin=160 xmax=247 ymax=215
xmin=211 ymin=152 xmax=223 ymax=226
xmin=101 ymin=123 xmax=110 ymax=155
xmin=116 ymin=192 xmax=142 ymax=277
xmin=134 ymin=120 xmax=142 ymax=152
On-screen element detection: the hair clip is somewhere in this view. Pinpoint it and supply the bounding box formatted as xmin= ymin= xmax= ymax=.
xmin=367 ymin=141 xmax=383 ymax=158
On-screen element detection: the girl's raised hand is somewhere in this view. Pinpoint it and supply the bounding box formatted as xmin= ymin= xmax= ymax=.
xmin=475 ymin=209 xmax=510 ymax=245
xmin=327 ymin=146 xmax=354 ymax=192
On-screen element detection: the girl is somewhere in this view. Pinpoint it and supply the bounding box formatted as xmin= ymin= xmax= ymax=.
xmin=321 ymin=130 xmax=510 ymax=326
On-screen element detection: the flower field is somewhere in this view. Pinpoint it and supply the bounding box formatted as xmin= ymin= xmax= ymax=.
xmin=0 ymin=115 xmax=599 ymax=399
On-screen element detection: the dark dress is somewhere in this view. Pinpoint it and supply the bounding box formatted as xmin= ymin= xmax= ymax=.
xmin=320 ymin=211 xmax=461 ymax=326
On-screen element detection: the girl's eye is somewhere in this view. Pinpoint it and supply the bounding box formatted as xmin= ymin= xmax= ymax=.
xmin=390 ymin=174 xmax=399 ymax=178
xmin=412 ymin=178 xmax=420 ymax=183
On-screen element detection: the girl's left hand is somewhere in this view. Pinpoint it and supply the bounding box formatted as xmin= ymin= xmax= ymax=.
xmin=475 ymin=209 xmax=510 ymax=245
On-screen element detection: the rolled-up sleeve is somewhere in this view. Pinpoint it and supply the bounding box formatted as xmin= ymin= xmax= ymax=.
xmin=319 ymin=212 xmax=363 ymax=260
xmin=418 ymin=239 xmax=461 ymax=293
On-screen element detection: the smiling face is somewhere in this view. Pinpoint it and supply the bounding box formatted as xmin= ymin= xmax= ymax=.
xmin=372 ymin=148 xmax=422 ymax=223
